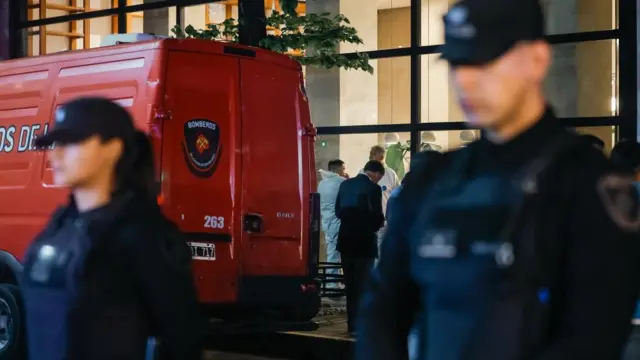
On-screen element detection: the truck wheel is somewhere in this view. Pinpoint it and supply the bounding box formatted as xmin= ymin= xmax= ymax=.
xmin=284 ymin=294 xmax=321 ymax=322
xmin=0 ymin=284 xmax=26 ymax=360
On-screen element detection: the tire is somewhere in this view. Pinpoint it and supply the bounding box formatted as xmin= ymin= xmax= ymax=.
xmin=283 ymin=293 xmax=321 ymax=322
xmin=0 ymin=284 xmax=26 ymax=360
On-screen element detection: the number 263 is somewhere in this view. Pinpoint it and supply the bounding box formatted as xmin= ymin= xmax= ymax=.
xmin=204 ymin=216 xmax=224 ymax=229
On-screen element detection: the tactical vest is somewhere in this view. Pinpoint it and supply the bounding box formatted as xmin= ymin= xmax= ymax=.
xmin=403 ymin=134 xmax=586 ymax=360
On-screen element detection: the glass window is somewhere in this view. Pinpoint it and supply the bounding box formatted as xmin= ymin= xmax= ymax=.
xmin=543 ymin=0 xmax=618 ymax=35
xmin=26 ymin=2 xmax=180 ymax=56
xmin=182 ymin=1 xmax=411 ymax=53
xmin=316 ymin=133 xmax=412 ymax=182
xmin=421 ymin=0 xmax=618 ymax=46
xmin=419 ymin=130 xmax=477 ymax=152
xmin=419 ymin=54 xmax=464 ymax=123
xmin=547 ymin=40 xmax=618 ymax=118
xmin=184 ymin=3 xmax=208 ymax=30
xmin=126 ymin=0 xmax=144 ymax=34
xmin=306 ymin=0 xmax=411 ymax=53
xmin=133 ymin=6 xmax=178 ymax=37
xmin=306 ymin=57 xmax=410 ymax=127
xmin=27 ymin=0 xmax=115 ymax=56
xmin=419 ymin=0 xmax=452 ymax=46
xmin=419 ymin=39 xmax=618 ymax=123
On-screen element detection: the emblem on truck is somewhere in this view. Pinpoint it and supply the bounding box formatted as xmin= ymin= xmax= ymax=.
xmin=182 ymin=119 xmax=221 ymax=178
xmin=195 ymin=133 xmax=210 ymax=154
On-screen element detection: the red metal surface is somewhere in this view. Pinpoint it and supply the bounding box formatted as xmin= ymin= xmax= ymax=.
xmin=161 ymin=50 xmax=242 ymax=303
xmin=0 ymin=38 xmax=317 ymax=306
xmin=239 ymin=58 xmax=316 ymax=277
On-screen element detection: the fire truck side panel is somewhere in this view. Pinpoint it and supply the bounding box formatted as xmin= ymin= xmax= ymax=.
xmin=0 ymin=46 xmax=162 ymax=262
xmin=160 ymin=50 xmax=242 ymax=303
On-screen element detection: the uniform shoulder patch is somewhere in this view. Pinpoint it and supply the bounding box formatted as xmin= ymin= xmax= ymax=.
xmin=597 ymin=173 xmax=640 ymax=231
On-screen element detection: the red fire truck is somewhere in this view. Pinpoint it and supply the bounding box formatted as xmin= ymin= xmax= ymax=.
xmin=0 ymin=37 xmax=321 ymax=359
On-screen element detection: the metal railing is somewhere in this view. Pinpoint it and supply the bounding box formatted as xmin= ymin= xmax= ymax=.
xmin=317 ymin=262 xmax=345 ymax=298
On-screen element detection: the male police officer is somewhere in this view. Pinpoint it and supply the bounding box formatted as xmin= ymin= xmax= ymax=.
xmin=356 ymin=0 xmax=640 ymax=359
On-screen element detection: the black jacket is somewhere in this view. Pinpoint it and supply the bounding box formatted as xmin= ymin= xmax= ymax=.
xmin=357 ymin=111 xmax=640 ymax=360
xmin=21 ymin=191 xmax=204 ymax=360
xmin=335 ymin=174 xmax=385 ymax=257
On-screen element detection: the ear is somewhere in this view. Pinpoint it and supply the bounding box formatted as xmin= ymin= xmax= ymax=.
xmin=104 ymin=138 xmax=124 ymax=163
xmin=530 ymin=40 xmax=551 ymax=81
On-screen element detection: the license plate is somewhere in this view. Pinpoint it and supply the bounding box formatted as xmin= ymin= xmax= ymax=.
xmin=188 ymin=242 xmax=216 ymax=261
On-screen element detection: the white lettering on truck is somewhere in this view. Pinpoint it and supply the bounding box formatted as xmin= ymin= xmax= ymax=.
xmin=187 ymin=120 xmax=217 ymax=131
xmin=0 ymin=123 xmax=51 ymax=153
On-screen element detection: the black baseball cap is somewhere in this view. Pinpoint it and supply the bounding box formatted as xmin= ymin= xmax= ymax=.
xmin=440 ymin=0 xmax=546 ymax=66
xmin=36 ymin=97 xmax=136 ymax=148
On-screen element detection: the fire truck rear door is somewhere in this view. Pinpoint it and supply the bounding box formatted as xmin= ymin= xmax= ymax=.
xmin=161 ymin=50 xmax=242 ymax=304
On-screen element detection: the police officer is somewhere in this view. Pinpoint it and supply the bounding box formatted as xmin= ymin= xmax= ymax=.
xmin=21 ymin=97 xmax=204 ymax=360
xmin=356 ymin=0 xmax=640 ymax=359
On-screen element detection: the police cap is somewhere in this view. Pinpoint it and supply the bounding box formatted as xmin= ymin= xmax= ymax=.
xmin=36 ymin=97 xmax=136 ymax=147
xmin=440 ymin=0 xmax=546 ymax=66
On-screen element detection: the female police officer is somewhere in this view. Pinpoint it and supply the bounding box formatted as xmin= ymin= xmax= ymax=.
xmin=22 ymin=97 xmax=203 ymax=360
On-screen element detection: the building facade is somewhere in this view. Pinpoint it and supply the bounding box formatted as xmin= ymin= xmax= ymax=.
xmin=2 ymin=0 xmax=635 ymax=179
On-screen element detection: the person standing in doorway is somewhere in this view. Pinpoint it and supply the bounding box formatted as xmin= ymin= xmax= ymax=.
xmin=335 ymin=160 xmax=386 ymax=337
xmin=318 ymin=159 xmax=348 ymax=290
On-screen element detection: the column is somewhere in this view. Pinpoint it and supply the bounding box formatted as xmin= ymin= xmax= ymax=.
xmin=421 ymin=0 xmax=453 ymax=148
xmin=306 ymin=0 xmax=341 ymax=173
xmin=306 ymin=0 xmax=378 ymax=175
xmin=544 ymin=0 xmax=615 ymax=150
xmin=543 ymin=0 xmax=579 ymax=118
xmin=338 ymin=0 xmax=378 ymax=173
xmin=143 ymin=0 xmax=176 ymax=36
xmin=184 ymin=5 xmax=206 ymax=30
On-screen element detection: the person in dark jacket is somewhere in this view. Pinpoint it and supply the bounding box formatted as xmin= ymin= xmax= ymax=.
xmin=581 ymin=134 xmax=606 ymax=151
xmin=21 ymin=97 xmax=204 ymax=360
xmin=356 ymin=0 xmax=640 ymax=359
xmin=335 ymin=160 xmax=385 ymax=336
xmin=610 ymin=139 xmax=640 ymax=360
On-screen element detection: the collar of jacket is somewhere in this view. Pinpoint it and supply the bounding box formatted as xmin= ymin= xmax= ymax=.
xmin=48 ymin=190 xmax=162 ymax=235
xmin=357 ymin=173 xmax=374 ymax=182
xmin=319 ymin=169 xmax=342 ymax=180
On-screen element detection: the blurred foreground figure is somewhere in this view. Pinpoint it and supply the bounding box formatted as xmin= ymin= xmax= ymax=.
xmin=356 ymin=0 xmax=640 ymax=359
xmin=610 ymin=140 xmax=640 ymax=360
xmin=581 ymin=134 xmax=606 ymax=152
xmin=21 ymin=98 xmax=204 ymax=360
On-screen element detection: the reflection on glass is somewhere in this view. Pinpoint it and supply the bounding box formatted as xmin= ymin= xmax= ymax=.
xmin=315 ymin=131 xmax=477 ymax=185
xmin=418 ymin=40 xmax=618 ymax=122
xmin=26 ymin=2 xmax=183 ymax=56
xmin=421 ymin=0 xmax=618 ymax=46
xmin=27 ymin=0 xmax=116 ymax=56
xmin=543 ymin=0 xmax=618 ymax=35
xmin=307 ymin=0 xmax=411 ymax=53
xmin=419 ymin=130 xmax=479 ymax=152
xmin=306 ymin=57 xmax=410 ymax=128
